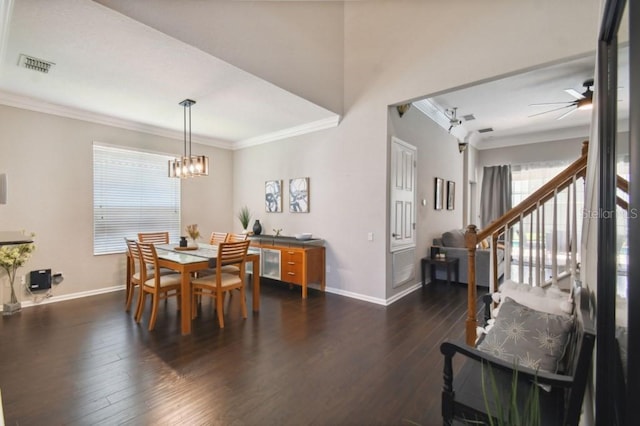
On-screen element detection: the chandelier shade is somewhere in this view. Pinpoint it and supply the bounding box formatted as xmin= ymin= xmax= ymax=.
xmin=168 ymin=99 xmax=209 ymax=178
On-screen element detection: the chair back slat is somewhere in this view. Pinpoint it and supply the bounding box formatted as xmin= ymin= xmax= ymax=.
xmin=217 ymin=241 xmax=250 ymax=268
xmin=137 ymin=242 xmax=159 ymax=283
xmin=209 ymin=232 xmax=229 ymax=245
xmin=138 ymin=232 xmax=169 ymax=244
xmin=125 ymin=238 xmax=141 ymax=272
xmin=226 ymin=233 xmax=248 ymax=243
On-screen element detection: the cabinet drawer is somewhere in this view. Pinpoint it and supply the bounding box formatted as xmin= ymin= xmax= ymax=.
xmin=282 ymin=249 xmax=304 ymax=263
xmin=282 ymin=261 xmax=303 ymax=285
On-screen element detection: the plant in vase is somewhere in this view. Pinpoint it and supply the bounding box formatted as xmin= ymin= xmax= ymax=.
xmin=237 ymin=206 xmax=252 ymax=234
xmin=0 ymin=234 xmax=36 ymax=315
xmin=186 ymin=224 xmax=200 ymax=248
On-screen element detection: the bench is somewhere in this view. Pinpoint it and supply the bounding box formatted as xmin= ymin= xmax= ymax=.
xmin=440 ymin=283 xmax=595 ymax=425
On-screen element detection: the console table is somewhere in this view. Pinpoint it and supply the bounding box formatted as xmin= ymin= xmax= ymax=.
xmin=421 ymin=257 xmax=459 ymax=286
xmin=250 ymin=235 xmax=325 ymax=298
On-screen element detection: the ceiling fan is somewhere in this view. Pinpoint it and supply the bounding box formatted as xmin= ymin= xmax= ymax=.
xmin=528 ymin=78 xmax=594 ymax=120
xmin=445 ymin=107 xmax=462 ymax=132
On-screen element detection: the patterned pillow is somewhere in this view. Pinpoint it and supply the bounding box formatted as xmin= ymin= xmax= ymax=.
xmin=477 ymin=297 xmax=575 ymax=374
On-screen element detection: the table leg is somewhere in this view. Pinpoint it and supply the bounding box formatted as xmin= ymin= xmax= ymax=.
xmin=421 ymin=258 xmax=426 ymax=286
xmin=252 ymin=257 xmax=260 ymax=312
xmin=180 ymin=270 xmax=191 ymax=335
xmin=447 ymin=263 xmax=452 ymax=285
xmin=430 ymin=263 xmax=436 ymax=284
xmin=455 ymin=261 xmax=459 ymax=284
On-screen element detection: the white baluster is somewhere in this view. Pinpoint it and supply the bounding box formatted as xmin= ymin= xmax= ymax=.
xmin=552 ymin=188 xmax=558 ymax=287
xmin=519 ymin=213 xmax=524 ymax=283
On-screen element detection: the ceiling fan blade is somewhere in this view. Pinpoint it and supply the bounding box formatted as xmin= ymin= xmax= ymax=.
xmin=529 ymin=101 xmax=574 ymax=106
xmin=527 ymin=104 xmax=573 ymax=118
xmin=565 ymin=88 xmax=585 ymax=100
xmin=556 ymin=107 xmax=578 ymax=120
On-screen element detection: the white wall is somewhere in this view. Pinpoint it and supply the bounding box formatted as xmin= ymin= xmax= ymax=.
xmin=387 ymin=105 xmax=464 ymax=295
xmin=477 ymin=137 xmax=586 ymax=168
xmin=0 ymin=104 xmax=232 ymax=304
xmin=95 ymin=0 xmax=345 ymax=115
xmin=1 ymin=0 xmax=603 ymax=306
xmin=229 ymin=0 xmax=601 ymax=304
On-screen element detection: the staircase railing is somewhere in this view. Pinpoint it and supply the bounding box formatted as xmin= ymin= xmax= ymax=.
xmin=461 ymin=142 xmax=630 ymax=345
xmin=463 ymin=142 xmax=589 ymax=345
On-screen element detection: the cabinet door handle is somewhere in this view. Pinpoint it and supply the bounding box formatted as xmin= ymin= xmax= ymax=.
xmin=287 ymin=251 xmax=295 ymax=254
xmin=287 ymin=272 xmax=295 ymax=276
xmin=287 ymin=262 xmax=295 ymax=265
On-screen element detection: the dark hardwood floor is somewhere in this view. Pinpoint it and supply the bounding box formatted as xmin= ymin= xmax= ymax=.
xmin=0 ymin=279 xmax=484 ymax=425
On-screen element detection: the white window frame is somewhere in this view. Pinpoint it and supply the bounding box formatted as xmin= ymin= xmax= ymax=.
xmin=93 ymin=142 xmax=181 ymax=255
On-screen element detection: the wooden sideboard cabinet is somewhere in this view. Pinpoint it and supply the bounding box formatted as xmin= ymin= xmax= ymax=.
xmin=250 ymin=235 xmax=326 ymax=298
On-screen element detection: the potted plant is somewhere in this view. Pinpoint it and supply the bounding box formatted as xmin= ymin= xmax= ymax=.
xmin=1 ymin=234 xmax=36 ymax=315
xmin=186 ymin=224 xmax=200 ymax=248
xmin=237 ymin=206 xmax=252 ymax=233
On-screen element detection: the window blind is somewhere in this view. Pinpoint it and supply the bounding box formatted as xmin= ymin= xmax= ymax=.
xmin=93 ymin=143 xmax=180 ymax=255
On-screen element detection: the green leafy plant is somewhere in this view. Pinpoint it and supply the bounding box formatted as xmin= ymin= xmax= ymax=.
xmin=237 ymin=206 xmax=252 ymax=230
xmin=0 ymin=233 xmax=36 ymax=305
xmin=475 ymin=363 xmax=541 ymax=426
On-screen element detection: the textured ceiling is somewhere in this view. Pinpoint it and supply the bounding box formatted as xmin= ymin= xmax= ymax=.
xmin=0 ymin=0 xmax=339 ymax=150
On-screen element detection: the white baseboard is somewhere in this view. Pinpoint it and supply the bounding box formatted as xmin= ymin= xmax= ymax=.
xmin=2 ymin=280 xmax=424 ymax=312
xmin=1 ymin=285 xmax=125 ymax=311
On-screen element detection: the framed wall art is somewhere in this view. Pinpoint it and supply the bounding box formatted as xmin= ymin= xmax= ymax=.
xmin=289 ymin=177 xmax=309 ymax=213
xmin=265 ymin=179 xmax=282 ymax=212
xmin=447 ymin=180 xmax=455 ymax=210
xmin=434 ymin=177 xmax=444 ymax=210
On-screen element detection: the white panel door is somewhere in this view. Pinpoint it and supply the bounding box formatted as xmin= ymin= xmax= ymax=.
xmin=390 ymin=137 xmax=416 ymax=252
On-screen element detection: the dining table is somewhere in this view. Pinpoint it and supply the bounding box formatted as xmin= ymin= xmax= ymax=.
xmin=154 ymin=243 xmax=261 ymax=335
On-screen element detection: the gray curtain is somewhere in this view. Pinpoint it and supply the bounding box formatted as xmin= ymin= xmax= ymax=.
xmin=480 ymin=165 xmax=512 ymax=228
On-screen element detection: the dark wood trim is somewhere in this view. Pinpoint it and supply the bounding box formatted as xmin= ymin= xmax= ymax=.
xmin=627 ymin=1 xmax=639 ymax=424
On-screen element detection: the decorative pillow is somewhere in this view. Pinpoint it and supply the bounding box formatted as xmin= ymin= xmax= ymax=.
xmin=494 ymin=281 xmax=574 ymax=316
xmin=477 ymin=297 xmax=575 ymax=374
xmin=442 ymin=229 xmax=466 ymax=248
xmin=479 ymin=239 xmax=489 ymax=249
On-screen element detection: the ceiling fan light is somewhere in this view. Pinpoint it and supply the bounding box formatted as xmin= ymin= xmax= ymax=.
xmin=577 ymin=98 xmax=593 ymax=110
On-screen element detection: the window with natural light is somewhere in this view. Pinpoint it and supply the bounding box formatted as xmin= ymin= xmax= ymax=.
xmin=510 ymin=161 xmax=584 ymax=282
xmin=93 ymin=143 xmax=181 ymax=255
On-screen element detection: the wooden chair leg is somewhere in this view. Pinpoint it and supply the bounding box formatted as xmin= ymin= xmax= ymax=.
xmin=135 ymin=291 xmax=146 ymax=322
xmin=192 ymin=290 xmax=198 ymax=319
xmin=148 ymin=293 xmax=159 ymax=331
xmin=239 ymin=287 xmax=247 ymax=319
xmin=216 ymin=294 xmax=225 ymax=328
xmin=125 ymin=283 xmax=136 ymax=312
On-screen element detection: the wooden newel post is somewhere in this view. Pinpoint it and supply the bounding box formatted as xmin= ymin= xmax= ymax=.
xmin=465 ymin=224 xmax=478 ymax=346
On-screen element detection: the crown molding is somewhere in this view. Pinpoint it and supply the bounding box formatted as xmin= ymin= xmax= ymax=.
xmin=234 ymin=114 xmax=341 ymax=150
xmin=475 ymin=124 xmax=591 ymax=150
xmin=0 ymin=90 xmax=340 ymax=151
xmin=0 ymin=0 xmax=13 ymax=65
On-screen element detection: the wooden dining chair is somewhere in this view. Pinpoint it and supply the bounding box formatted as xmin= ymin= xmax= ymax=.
xmin=191 ymin=240 xmax=250 ymax=328
xmin=209 ymin=232 xmax=229 ymax=245
xmin=135 ymin=242 xmax=182 ymax=331
xmin=138 ymin=231 xmax=169 ymax=244
xmin=225 ymin=233 xmax=248 ymax=242
xmin=124 ymin=238 xmax=142 ymax=313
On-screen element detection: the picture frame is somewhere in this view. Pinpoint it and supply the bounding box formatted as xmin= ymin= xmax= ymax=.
xmin=265 ymin=179 xmax=282 ymax=212
xmin=434 ymin=177 xmax=444 ymax=210
xmin=289 ymin=177 xmax=309 ymax=213
xmin=447 ymin=180 xmax=455 ymax=210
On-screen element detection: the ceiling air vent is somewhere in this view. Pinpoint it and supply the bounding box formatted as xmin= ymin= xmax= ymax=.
xmin=18 ymin=54 xmax=55 ymax=73
xmin=478 ymin=127 xmax=494 ymax=133
xmin=462 ymin=114 xmax=476 ymax=121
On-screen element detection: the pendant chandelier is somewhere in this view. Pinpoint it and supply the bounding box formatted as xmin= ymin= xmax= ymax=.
xmin=168 ymin=99 xmax=209 ymax=178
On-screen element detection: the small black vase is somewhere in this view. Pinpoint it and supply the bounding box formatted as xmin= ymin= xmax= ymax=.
xmin=252 ymin=220 xmax=262 ymax=235
xmin=179 ymin=236 xmax=188 ymax=247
